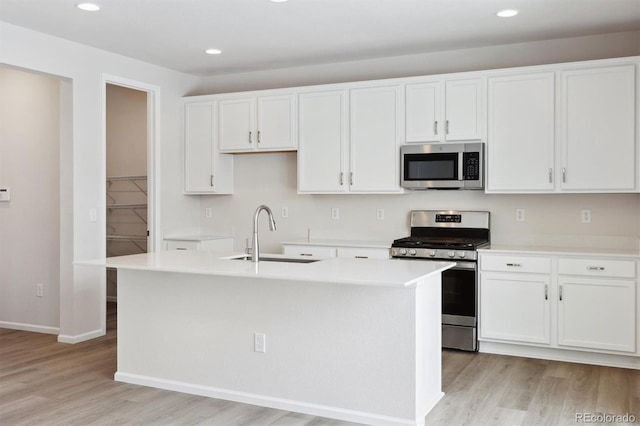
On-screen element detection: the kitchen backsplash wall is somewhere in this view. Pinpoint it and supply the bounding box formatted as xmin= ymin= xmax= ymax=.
xmin=200 ymin=152 xmax=640 ymax=253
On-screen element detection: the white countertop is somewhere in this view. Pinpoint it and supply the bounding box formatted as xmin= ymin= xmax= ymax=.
xmin=480 ymin=244 xmax=640 ymax=259
xmin=281 ymin=239 xmax=391 ymax=248
xmin=78 ymin=250 xmax=454 ymax=288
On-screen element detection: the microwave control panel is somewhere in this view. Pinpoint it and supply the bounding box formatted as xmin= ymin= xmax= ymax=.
xmin=463 ymin=152 xmax=480 ymax=180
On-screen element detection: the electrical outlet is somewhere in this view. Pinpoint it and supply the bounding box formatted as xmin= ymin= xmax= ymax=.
xmin=515 ymin=209 xmax=525 ymax=222
xmin=376 ymin=208 xmax=384 ymax=220
xmin=581 ymin=209 xmax=591 ymax=223
xmin=331 ymin=207 xmax=339 ymax=220
xmin=36 ymin=283 xmax=43 ymax=297
xmin=205 ymin=207 xmax=212 ymax=218
xmin=254 ymin=333 xmax=266 ymax=353
xmin=281 ymin=206 xmax=289 ymax=218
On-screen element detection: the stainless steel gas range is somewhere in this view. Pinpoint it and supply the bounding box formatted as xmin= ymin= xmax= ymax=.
xmin=391 ymin=210 xmax=490 ymax=352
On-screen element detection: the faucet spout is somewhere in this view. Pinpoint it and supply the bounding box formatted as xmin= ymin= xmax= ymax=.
xmin=251 ymin=205 xmax=276 ymax=262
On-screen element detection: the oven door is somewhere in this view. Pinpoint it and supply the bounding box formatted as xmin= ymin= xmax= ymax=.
xmin=442 ymin=261 xmax=477 ymax=327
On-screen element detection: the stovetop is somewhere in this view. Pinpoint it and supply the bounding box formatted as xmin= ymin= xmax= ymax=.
xmin=391 ymin=210 xmax=490 ymax=260
xmin=392 ymin=236 xmax=489 ymax=250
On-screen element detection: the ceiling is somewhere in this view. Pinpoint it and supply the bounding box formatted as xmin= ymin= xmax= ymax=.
xmin=1 ymin=0 xmax=639 ymax=76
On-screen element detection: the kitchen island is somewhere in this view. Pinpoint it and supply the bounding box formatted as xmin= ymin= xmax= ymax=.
xmin=79 ymin=250 xmax=454 ymax=426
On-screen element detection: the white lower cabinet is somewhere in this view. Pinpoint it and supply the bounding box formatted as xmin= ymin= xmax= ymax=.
xmin=479 ymin=251 xmax=637 ymax=357
xmin=282 ymin=241 xmax=390 ymax=260
xmin=480 ymin=272 xmax=551 ymax=345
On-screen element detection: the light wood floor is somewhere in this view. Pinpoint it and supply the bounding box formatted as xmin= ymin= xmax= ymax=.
xmin=1 ymin=303 xmax=638 ymax=426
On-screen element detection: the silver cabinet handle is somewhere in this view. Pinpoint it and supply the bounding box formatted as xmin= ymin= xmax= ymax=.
xmin=506 ymin=263 xmax=522 ymax=267
xmin=544 ymin=284 xmax=548 ymax=300
xmin=355 ymin=256 xmax=369 ymax=259
xmin=445 ymin=120 xmax=450 ymax=135
xmin=210 ymin=175 xmax=214 ymax=187
xmin=339 ymin=172 xmax=344 ymax=186
xmin=299 ymin=253 xmax=313 ymax=257
xmin=548 ymin=168 xmax=553 ymax=184
xmin=434 ymin=121 xmax=438 ymax=135
xmin=248 ymin=131 xmax=252 ymax=144
xmin=257 ymin=130 xmax=261 ymax=144
xmin=587 ymin=266 xmax=605 ymax=271
xmin=562 ymin=168 xmax=566 ymax=183
xmin=349 ymin=172 xmax=353 ymax=186
xmin=559 ymin=285 xmax=563 ymax=301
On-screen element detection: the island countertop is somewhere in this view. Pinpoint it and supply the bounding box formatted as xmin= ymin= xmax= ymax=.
xmin=77 ymin=250 xmax=455 ymax=288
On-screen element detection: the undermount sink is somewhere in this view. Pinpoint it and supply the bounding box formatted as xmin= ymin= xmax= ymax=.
xmin=232 ymin=256 xmax=319 ymax=264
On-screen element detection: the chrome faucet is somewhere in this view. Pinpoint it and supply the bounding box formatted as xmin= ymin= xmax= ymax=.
xmin=251 ymin=205 xmax=276 ymax=262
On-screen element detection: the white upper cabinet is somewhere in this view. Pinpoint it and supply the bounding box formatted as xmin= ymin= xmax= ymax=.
xmin=405 ymin=78 xmax=482 ymax=143
xmin=297 ymin=85 xmax=404 ymax=194
xmin=349 ymin=85 xmax=404 ymax=193
xmin=297 ymin=90 xmax=348 ymax=193
xmin=486 ymin=72 xmax=555 ymax=192
xmin=183 ymin=101 xmax=233 ymax=194
xmin=560 ymin=65 xmax=636 ymax=192
xmin=219 ymin=94 xmax=296 ymax=153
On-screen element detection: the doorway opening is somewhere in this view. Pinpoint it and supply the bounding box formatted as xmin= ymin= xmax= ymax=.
xmin=101 ymin=75 xmax=160 ymax=329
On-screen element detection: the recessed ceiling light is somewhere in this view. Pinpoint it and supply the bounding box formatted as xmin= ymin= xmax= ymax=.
xmin=497 ymin=9 xmax=518 ymax=17
xmin=270 ymin=0 xmax=289 ymax=2
xmin=76 ymin=3 xmax=101 ymax=11
xmin=205 ymin=49 xmax=222 ymax=55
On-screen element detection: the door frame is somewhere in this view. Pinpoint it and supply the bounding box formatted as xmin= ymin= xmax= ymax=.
xmin=102 ymin=74 xmax=161 ymax=254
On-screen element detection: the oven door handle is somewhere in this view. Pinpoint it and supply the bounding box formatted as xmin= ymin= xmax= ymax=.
xmin=450 ymin=261 xmax=477 ymax=270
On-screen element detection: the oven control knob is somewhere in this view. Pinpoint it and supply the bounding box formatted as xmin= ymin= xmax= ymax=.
xmin=429 ymin=250 xmax=436 ymax=257
xmin=399 ymin=248 xmax=407 ymax=255
xmin=409 ymin=249 xmax=417 ymax=256
xmin=459 ymin=252 xmax=466 ymax=259
xmin=448 ymin=251 xmax=455 ymax=258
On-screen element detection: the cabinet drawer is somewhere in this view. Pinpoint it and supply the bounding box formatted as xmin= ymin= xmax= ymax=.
xmin=558 ymin=258 xmax=636 ymax=279
xmin=283 ymin=245 xmax=336 ymax=258
xmin=166 ymin=240 xmax=200 ymax=250
xmin=480 ymin=254 xmax=551 ymax=274
xmin=337 ymin=247 xmax=390 ymax=260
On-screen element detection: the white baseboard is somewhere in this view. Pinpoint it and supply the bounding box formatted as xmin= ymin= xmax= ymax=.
xmin=57 ymin=328 xmax=105 ymax=344
xmin=115 ymin=372 xmax=424 ymax=426
xmin=480 ymin=341 xmax=640 ymax=370
xmin=0 ymin=321 xmax=59 ymax=335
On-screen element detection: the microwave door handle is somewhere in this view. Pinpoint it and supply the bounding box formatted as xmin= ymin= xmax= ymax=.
xmin=458 ymin=152 xmax=464 ymax=181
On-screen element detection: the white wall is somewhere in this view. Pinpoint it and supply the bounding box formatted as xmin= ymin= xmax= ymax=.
xmin=200 ymin=153 xmax=640 ymax=254
xmin=194 ymin=31 xmax=640 ymax=94
xmin=0 ymin=67 xmax=61 ymax=332
xmin=0 ymin=21 xmax=201 ymax=340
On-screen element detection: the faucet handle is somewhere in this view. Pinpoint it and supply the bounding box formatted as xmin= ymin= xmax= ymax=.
xmin=245 ymin=237 xmax=252 ymax=254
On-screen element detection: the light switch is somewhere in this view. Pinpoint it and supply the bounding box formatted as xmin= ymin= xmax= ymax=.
xmin=0 ymin=188 xmax=10 ymax=202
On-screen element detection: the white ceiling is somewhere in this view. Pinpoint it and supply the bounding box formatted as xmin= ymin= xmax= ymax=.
xmin=1 ymin=0 xmax=639 ymax=76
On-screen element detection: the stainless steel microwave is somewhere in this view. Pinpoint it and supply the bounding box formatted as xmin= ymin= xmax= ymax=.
xmin=400 ymin=142 xmax=484 ymax=189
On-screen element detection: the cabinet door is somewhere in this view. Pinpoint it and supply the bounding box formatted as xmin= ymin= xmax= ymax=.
xmin=349 ymin=85 xmax=403 ymax=193
xmin=219 ymin=97 xmax=256 ymax=152
xmin=257 ymin=94 xmax=297 ymax=150
xmin=445 ymin=79 xmax=483 ymax=141
xmin=558 ymin=277 xmax=636 ymax=353
xmin=184 ymin=102 xmax=214 ymax=193
xmin=297 ymin=90 xmax=348 ymax=193
xmin=405 ymin=82 xmax=441 ymax=143
xmin=479 ymin=272 xmax=551 ymax=345
xmin=184 ymin=102 xmax=233 ymax=194
xmin=561 ymin=65 xmax=636 ymax=191
xmin=486 ymin=73 xmax=555 ymax=192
